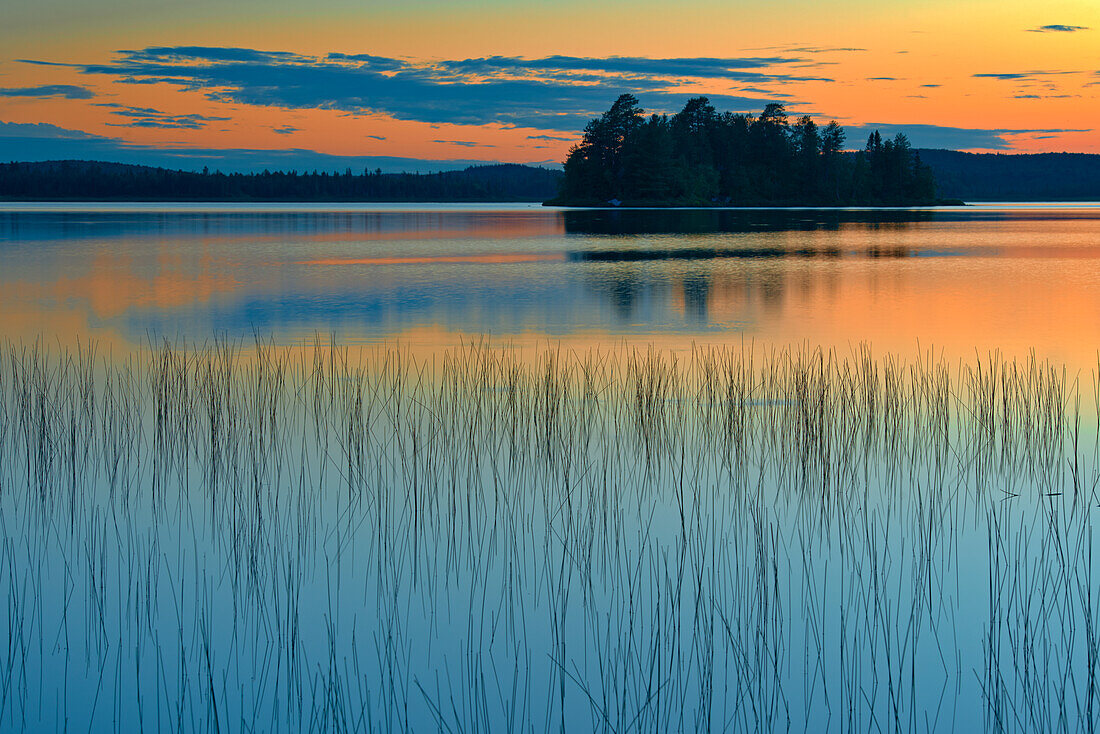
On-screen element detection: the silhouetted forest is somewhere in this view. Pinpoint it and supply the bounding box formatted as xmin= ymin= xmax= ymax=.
xmin=0 ymin=161 xmax=561 ymax=201
xmin=552 ymin=94 xmax=939 ymax=206
xmin=5 ymin=135 xmax=1100 ymax=204
xmin=917 ymin=150 xmax=1100 ymax=201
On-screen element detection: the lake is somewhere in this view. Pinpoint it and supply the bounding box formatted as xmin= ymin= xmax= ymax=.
xmin=2 ymin=203 xmax=1100 ymax=732
xmin=4 ymin=202 xmax=1100 ymax=365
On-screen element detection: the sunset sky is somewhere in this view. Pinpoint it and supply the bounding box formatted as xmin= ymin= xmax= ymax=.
xmin=2 ymin=0 xmax=1098 ymax=171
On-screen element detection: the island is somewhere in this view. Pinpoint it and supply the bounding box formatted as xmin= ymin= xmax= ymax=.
xmin=547 ymin=94 xmax=943 ymax=207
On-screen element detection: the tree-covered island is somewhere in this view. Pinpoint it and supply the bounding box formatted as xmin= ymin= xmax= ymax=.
xmin=549 ymin=94 xmax=940 ymax=207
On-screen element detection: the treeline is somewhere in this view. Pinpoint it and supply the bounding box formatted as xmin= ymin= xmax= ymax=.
xmin=918 ymin=149 xmax=1100 ymax=201
xmin=0 ymin=161 xmax=562 ymax=201
xmin=553 ymin=94 xmax=938 ymax=206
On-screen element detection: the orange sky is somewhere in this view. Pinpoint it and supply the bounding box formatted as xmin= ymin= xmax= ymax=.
xmin=1 ymin=0 xmax=1098 ymax=166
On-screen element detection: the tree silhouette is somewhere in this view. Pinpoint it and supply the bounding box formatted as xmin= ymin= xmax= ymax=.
xmin=556 ymin=97 xmax=938 ymax=206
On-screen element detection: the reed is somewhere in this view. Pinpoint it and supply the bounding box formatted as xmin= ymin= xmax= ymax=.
xmin=0 ymin=337 xmax=1095 ymax=732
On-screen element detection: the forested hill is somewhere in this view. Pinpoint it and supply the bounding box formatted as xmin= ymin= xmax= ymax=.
xmin=552 ymin=95 xmax=939 ymax=207
xmin=917 ymin=149 xmax=1100 ymax=202
xmin=0 ymin=161 xmax=563 ymax=201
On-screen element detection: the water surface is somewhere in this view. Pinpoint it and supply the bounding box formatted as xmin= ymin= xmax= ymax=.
xmin=3 ymin=202 xmax=1100 ymax=365
xmin=4 ymin=203 xmax=1100 ymax=732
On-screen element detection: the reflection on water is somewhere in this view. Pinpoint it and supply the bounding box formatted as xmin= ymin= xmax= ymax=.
xmin=3 ymin=203 xmax=1100 ymax=365
xmin=4 ymin=340 xmax=1093 ymax=731
xmin=5 ymin=203 xmax=1100 ymax=732
xmin=561 ymin=207 xmax=941 ymax=234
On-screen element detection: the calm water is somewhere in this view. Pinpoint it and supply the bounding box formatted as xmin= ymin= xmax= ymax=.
xmin=4 ymin=202 xmax=1100 ymax=364
xmin=3 ymin=203 xmax=1100 ymax=732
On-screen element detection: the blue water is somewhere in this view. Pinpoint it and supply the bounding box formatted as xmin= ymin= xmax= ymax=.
xmin=1 ymin=203 xmax=1100 ymax=732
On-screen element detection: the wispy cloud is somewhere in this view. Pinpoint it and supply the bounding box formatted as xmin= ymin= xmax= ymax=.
xmin=434 ymin=54 xmax=832 ymax=80
xmin=737 ymin=87 xmax=794 ymax=97
xmin=94 ymin=102 xmax=230 ymax=129
xmin=748 ymin=45 xmax=866 ymax=54
xmin=432 ymin=140 xmax=495 ymax=148
xmin=0 ymin=84 xmax=94 ymax=100
xmin=974 ymin=70 xmax=1081 ymax=80
xmin=0 ymin=120 xmax=103 ymax=139
xmin=26 ymin=46 xmax=819 ymax=131
xmin=1027 ymin=24 xmax=1089 ymax=32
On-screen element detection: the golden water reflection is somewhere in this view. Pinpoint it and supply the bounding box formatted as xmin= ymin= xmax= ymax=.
xmin=2 ymin=204 xmax=1100 ymax=367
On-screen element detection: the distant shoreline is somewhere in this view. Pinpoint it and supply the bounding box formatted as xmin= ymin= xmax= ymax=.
xmin=3 ymin=154 xmax=1100 ymax=203
xmin=0 ymin=196 xmax=547 ymax=203
xmin=0 ymin=161 xmax=562 ymax=204
xmin=544 ymin=198 xmax=968 ymax=208
xmin=0 ymin=197 xmax=974 ymax=207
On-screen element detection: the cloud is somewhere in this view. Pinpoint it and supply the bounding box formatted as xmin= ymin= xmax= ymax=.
xmin=848 ymin=122 xmax=1091 ymax=149
xmin=974 ymin=70 xmax=1080 ymax=80
xmin=365 ymin=134 xmax=386 ymax=141
xmin=0 ymin=84 xmax=94 ymax=100
xmin=325 ymin=52 xmax=406 ymax=70
xmin=272 ymin=125 xmax=298 ymax=135
xmin=0 ymin=120 xmax=525 ymax=172
xmin=1028 ymin=24 xmax=1089 ymax=32
xmin=738 ymin=87 xmax=794 ymax=97
xmin=0 ymin=120 xmax=103 ymax=139
xmin=748 ymin=45 xmax=866 ymax=54
xmin=435 ymin=54 xmax=832 ymax=81
xmin=120 ymin=46 xmax=305 ymax=64
xmin=527 ymin=134 xmax=576 ymax=142
xmin=32 ymin=46 xmax=816 ymax=131
xmin=94 ymin=103 xmax=230 ymax=130
xmin=432 ymin=140 xmax=495 ymax=148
